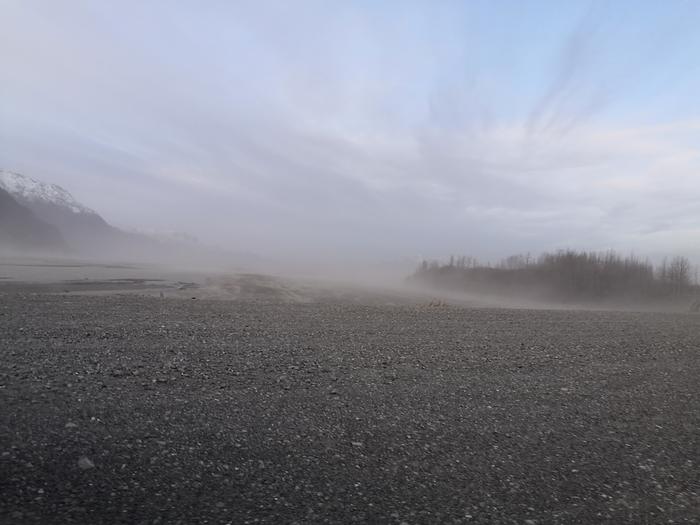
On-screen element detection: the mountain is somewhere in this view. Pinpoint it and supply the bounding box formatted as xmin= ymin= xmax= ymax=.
xmin=0 ymin=170 xmax=97 ymax=215
xmin=0 ymin=170 xmax=155 ymax=259
xmin=0 ymin=170 xmax=253 ymax=268
xmin=0 ymin=186 xmax=68 ymax=253
xmin=0 ymin=170 xmax=119 ymax=254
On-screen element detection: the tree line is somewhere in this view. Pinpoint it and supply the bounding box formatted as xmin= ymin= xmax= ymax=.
xmin=411 ymin=250 xmax=698 ymax=301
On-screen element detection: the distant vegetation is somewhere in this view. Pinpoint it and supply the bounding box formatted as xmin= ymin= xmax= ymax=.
xmin=410 ymin=250 xmax=699 ymax=302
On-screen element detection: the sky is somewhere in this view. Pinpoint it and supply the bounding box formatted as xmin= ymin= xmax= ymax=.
xmin=2 ymin=0 xmax=700 ymax=265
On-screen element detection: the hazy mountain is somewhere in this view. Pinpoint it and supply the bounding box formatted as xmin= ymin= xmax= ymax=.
xmin=0 ymin=169 xmax=98 ymax=214
xmin=0 ymin=186 xmax=68 ymax=254
xmin=0 ymin=170 xmax=257 ymax=268
xmin=0 ymin=170 xmax=172 ymax=259
xmin=0 ymin=169 xmax=122 ymax=253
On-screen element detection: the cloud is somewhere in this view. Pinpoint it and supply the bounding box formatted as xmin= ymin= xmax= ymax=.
xmin=1 ymin=1 xmax=699 ymax=264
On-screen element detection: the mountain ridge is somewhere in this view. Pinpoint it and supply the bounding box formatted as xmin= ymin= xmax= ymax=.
xmin=0 ymin=169 xmax=253 ymax=269
xmin=0 ymin=170 xmax=97 ymax=215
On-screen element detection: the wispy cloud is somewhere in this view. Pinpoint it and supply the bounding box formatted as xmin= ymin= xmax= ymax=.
xmin=1 ymin=1 xmax=699 ymax=262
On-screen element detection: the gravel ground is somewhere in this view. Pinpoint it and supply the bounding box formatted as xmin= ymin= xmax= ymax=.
xmin=1 ymin=293 xmax=699 ymax=524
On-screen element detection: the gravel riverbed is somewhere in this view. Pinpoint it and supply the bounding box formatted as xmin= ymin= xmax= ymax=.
xmin=1 ymin=294 xmax=699 ymax=524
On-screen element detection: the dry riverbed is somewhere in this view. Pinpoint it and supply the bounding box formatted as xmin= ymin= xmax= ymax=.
xmin=1 ymin=292 xmax=699 ymax=524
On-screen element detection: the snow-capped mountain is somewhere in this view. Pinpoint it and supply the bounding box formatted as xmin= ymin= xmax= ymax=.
xmin=0 ymin=170 xmax=97 ymax=215
xmin=0 ymin=169 xmax=194 ymax=261
xmin=0 ymin=169 xmax=118 ymax=257
xmin=0 ymin=169 xmax=253 ymax=267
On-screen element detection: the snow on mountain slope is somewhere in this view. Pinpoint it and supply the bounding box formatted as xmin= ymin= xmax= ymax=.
xmin=0 ymin=170 xmax=96 ymax=215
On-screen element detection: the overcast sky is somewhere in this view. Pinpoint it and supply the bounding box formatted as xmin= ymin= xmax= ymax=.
xmin=2 ymin=1 xmax=700 ymax=264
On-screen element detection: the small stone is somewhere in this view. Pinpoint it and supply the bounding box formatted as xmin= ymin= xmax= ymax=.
xmin=65 ymin=422 xmax=78 ymax=429
xmin=77 ymin=456 xmax=95 ymax=470
xmin=525 ymin=520 xmax=537 ymax=525
xmin=215 ymin=501 xmax=225 ymax=508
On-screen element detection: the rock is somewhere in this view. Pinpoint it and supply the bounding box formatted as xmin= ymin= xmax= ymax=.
xmin=65 ymin=422 xmax=78 ymax=429
xmin=77 ymin=456 xmax=95 ymax=470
